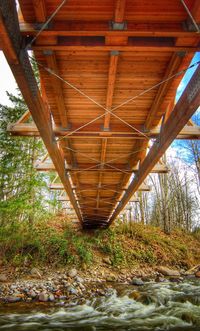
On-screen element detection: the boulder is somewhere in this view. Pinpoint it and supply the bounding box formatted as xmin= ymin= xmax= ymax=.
xmin=5 ymin=296 xmax=22 ymax=303
xmin=169 ymin=277 xmax=183 ymax=283
xmin=157 ymin=266 xmax=180 ymax=277
xmin=131 ymin=278 xmax=144 ymax=286
xmin=38 ymin=292 xmax=49 ymax=302
xmin=48 ymin=293 xmax=55 ymax=302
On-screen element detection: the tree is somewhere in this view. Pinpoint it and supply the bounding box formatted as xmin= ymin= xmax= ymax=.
xmin=0 ymin=92 xmax=58 ymax=225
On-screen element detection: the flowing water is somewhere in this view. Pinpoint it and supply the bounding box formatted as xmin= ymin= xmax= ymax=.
xmin=1 ymin=280 xmax=200 ymax=330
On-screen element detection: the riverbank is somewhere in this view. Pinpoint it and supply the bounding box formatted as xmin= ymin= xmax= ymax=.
xmin=1 ymin=217 xmax=200 ymax=305
xmin=1 ymin=263 xmax=200 ymax=305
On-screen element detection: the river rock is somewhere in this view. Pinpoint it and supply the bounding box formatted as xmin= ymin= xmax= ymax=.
xmin=79 ymin=283 xmax=85 ymax=290
xmin=68 ymin=268 xmax=77 ymax=278
xmin=106 ymin=273 xmax=117 ymax=282
xmin=155 ymin=276 xmax=168 ymax=283
xmin=48 ymin=293 xmax=55 ymax=302
xmin=103 ymin=257 xmax=112 ymax=265
xmin=185 ymin=264 xmax=200 ymax=275
xmin=67 ymin=286 xmax=78 ymax=295
xmin=28 ymin=290 xmax=37 ymax=299
xmin=38 ymin=292 xmax=49 ymax=302
xmin=157 ymin=266 xmax=180 ymax=277
xmin=169 ymin=276 xmax=183 ymax=283
xmin=30 ymin=268 xmax=42 ymax=279
xmin=76 ymin=276 xmax=84 ymax=283
xmin=131 ymin=278 xmax=144 ymax=286
xmin=0 ymin=274 xmax=7 ymax=282
xmin=5 ymin=296 xmax=22 ymax=303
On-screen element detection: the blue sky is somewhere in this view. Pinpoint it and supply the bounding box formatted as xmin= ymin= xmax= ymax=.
xmin=171 ymin=52 xmax=200 ymax=162
xmin=176 ymin=52 xmax=200 ymax=102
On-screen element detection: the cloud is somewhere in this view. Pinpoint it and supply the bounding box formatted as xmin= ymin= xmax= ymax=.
xmin=0 ymin=52 xmax=18 ymax=106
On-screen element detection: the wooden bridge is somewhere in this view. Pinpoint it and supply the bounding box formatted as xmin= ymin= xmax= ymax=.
xmin=0 ymin=0 xmax=200 ymax=228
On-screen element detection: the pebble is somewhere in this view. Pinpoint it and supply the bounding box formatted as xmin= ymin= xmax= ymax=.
xmin=0 ymin=265 xmax=195 ymax=305
xmin=106 ymin=274 xmax=117 ymax=282
xmin=67 ymin=286 xmax=78 ymax=295
xmin=102 ymin=257 xmax=112 ymax=265
xmin=68 ymin=268 xmax=77 ymax=278
xmin=76 ymin=276 xmax=84 ymax=283
xmin=28 ymin=290 xmax=37 ymax=299
xmin=30 ymin=268 xmax=42 ymax=279
xmin=0 ymin=274 xmax=7 ymax=283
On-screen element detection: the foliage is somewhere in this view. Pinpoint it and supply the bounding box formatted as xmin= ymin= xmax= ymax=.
xmin=0 ymin=92 xmax=60 ymax=224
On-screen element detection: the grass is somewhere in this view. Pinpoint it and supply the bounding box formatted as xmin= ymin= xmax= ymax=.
xmin=0 ymin=216 xmax=200 ymax=269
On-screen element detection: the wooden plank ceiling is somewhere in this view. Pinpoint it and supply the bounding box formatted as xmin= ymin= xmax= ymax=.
xmin=1 ymin=0 xmax=200 ymax=228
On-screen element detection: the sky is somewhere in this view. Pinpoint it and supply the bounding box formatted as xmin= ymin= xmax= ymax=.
xmin=176 ymin=52 xmax=200 ymax=102
xmin=0 ymin=52 xmax=18 ymax=106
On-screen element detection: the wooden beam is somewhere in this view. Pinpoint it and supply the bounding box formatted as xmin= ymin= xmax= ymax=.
xmin=32 ymin=0 xmax=46 ymax=22
xmin=109 ymin=63 xmax=200 ymax=223
xmin=114 ymin=0 xmax=126 ymax=23
xmin=129 ymin=198 xmax=140 ymax=203
xmin=121 ymin=52 xmax=194 ymax=188
xmin=133 ymin=163 xmax=169 ymax=174
xmin=44 ymin=52 xmax=69 ymax=128
xmin=0 ymin=1 xmax=82 ymax=223
xmin=103 ymin=52 xmax=119 ymax=129
xmin=32 ymin=44 xmax=199 ymax=52
xmin=38 ymin=161 xmax=168 ymax=173
xmin=137 ymin=184 xmax=151 ymax=192
xmin=8 ymin=122 xmax=200 ymax=139
xmin=58 ymin=196 xmax=69 ymax=202
xmin=49 ymin=183 xmax=65 ymax=190
xmin=19 ymin=21 xmax=200 ymax=38
xmin=28 ymin=0 xmax=79 ymax=197
xmin=15 ymin=110 xmax=31 ymax=124
xmin=189 ymin=0 xmax=200 ymax=22
xmin=145 ymin=52 xmax=185 ymax=130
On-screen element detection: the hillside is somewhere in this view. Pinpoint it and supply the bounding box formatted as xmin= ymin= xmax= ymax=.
xmin=1 ymin=216 xmax=200 ymax=278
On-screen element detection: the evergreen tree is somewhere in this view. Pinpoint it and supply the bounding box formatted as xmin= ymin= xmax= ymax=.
xmin=0 ymin=92 xmax=53 ymax=225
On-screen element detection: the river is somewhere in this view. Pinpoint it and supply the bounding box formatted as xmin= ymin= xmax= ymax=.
xmin=0 ymin=279 xmax=200 ymax=330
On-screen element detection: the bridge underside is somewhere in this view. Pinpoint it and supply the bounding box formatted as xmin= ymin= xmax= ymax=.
xmin=0 ymin=0 xmax=200 ymax=228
